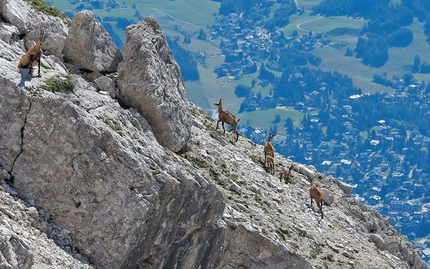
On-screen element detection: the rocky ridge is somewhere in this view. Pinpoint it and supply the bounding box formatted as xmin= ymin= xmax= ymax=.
xmin=0 ymin=0 xmax=426 ymax=268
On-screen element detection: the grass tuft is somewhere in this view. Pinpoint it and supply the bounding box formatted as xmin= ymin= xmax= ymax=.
xmin=104 ymin=119 xmax=123 ymax=132
xmin=39 ymin=75 xmax=76 ymax=93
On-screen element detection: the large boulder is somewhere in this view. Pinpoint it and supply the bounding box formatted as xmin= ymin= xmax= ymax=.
xmin=0 ymin=0 xmax=67 ymax=37
xmin=0 ymin=0 xmax=40 ymax=34
xmin=62 ymin=10 xmax=123 ymax=72
xmin=117 ymin=16 xmax=192 ymax=153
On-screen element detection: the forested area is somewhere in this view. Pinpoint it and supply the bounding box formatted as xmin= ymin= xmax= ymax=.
xmin=312 ymin=0 xmax=430 ymax=67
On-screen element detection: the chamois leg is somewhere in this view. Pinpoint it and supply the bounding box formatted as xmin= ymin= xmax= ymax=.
xmin=216 ymin=120 xmax=221 ymax=130
xmin=318 ymin=201 xmax=324 ymax=219
xmin=28 ymin=54 xmax=38 ymax=76
xmin=37 ymin=58 xmax=41 ymax=77
xmin=227 ymin=128 xmax=239 ymax=141
xmin=221 ymin=122 xmax=226 ymax=134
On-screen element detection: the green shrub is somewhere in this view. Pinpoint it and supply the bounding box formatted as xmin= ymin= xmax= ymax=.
xmin=40 ymin=75 xmax=76 ymax=93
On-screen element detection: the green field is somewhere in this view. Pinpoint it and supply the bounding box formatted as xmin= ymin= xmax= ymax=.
xmin=229 ymin=106 xmax=304 ymax=136
xmin=296 ymin=0 xmax=322 ymax=12
xmin=312 ymin=18 xmax=430 ymax=93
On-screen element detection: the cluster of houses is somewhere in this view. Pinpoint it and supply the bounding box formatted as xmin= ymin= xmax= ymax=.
xmin=211 ymin=11 xmax=322 ymax=78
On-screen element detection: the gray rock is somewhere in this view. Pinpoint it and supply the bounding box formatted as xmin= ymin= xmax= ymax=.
xmin=294 ymin=163 xmax=317 ymax=182
xmin=370 ymin=233 xmax=386 ymax=250
xmin=63 ymin=10 xmax=123 ymax=72
xmin=320 ymin=187 xmax=334 ymax=206
xmin=0 ymin=0 xmax=36 ymax=34
xmin=94 ymin=75 xmax=118 ymax=99
xmin=2 ymin=79 xmax=225 ymax=268
xmin=0 ymin=22 xmax=19 ymax=43
xmin=335 ymin=179 xmax=357 ymax=194
xmin=117 ymin=16 xmax=192 ymax=153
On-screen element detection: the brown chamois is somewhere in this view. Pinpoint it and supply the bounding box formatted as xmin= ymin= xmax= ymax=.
xmin=18 ymin=32 xmax=48 ymax=77
xmin=264 ymin=133 xmax=275 ymax=165
xmin=280 ymin=164 xmax=294 ymax=183
xmin=214 ymin=99 xmax=240 ymax=142
xmin=266 ymin=155 xmax=275 ymax=175
xmin=309 ymin=186 xmax=324 ymax=219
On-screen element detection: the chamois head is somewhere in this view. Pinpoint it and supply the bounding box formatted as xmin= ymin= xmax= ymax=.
xmin=37 ymin=31 xmax=48 ymax=46
xmin=214 ymin=99 xmax=223 ymax=109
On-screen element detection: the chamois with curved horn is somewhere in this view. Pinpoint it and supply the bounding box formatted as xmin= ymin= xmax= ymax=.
xmin=264 ymin=133 xmax=275 ymax=165
xmin=18 ymin=31 xmax=48 ymax=77
xmin=214 ymin=99 xmax=240 ymax=142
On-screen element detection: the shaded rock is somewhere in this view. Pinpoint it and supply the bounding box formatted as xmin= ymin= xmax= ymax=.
xmin=117 ymin=16 xmax=192 ymax=153
xmin=220 ymin=225 xmax=313 ymax=269
xmin=94 ymin=75 xmax=117 ymax=98
xmin=0 ymin=188 xmax=92 ymax=268
xmin=0 ymin=58 xmax=28 ymax=172
xmin=62 ymin=10 xmax=123 ymax=72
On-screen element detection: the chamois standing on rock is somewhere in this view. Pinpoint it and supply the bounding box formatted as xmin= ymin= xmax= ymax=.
xmin=264 ymin=133 xmax=275 ymax=165
xmin=266 ymin=155 xmax=275 ymax=175
xmin=18 ymin=32 xmax=48 ymax=77
xmin=310 ymin=186 xmax=324 ymax=219
xmin=214 ymin=99 xmax=240 ymax=142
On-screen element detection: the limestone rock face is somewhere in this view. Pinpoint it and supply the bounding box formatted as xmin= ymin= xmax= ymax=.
xmin=0 ymin=57 xmax=25 ymax=171
xmin=0 ymin=77 xmax=225 ymax=268
xmin=117 ymin=17 xmax=192 ymax=153
xmin=62 ymin=10 xmax=123 ymax=72
xmin=0 ymin=182 xmax=93 ymax=268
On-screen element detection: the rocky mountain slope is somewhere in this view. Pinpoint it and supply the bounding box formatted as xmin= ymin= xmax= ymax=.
xmin=0 ymin=0 xmax=426 ymax=268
